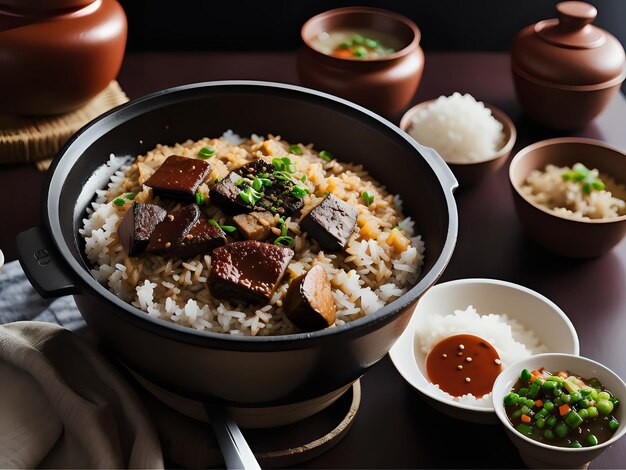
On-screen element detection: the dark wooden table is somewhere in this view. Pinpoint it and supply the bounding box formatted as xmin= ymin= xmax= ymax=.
xmin=2 ymin=52 xmax=626 ymax=468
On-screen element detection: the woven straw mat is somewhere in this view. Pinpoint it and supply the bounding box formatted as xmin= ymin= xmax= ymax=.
xmin=0 ymin=81 xmax=129 ymax=171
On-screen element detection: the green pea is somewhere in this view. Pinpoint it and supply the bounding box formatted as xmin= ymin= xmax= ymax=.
xmin=587 ymin=434 xmax=599 ymax=446
xmin=504 ymin=393 xmax=519 ymax=407
xmin=587 ymin=406 xmax=599 ymax=418
xmin=543 ymin=429 xmax=555 ymax=440
xmin=555 ymin=422 xmax=569 ymax=438
xmin=608 ymin=418 xmax=619 ymax=431
xmin=598 ymin=391 xmax=611 ymax=401
xmin=597 ymin=399 xmax=614 ymax=415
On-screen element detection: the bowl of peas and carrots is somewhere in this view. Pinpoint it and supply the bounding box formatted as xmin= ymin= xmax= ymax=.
xmin=492 ymin=353 xmax=626 ymax=469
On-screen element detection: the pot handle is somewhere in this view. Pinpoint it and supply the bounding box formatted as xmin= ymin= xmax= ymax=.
xmin=16 ymin=227 xmax=81 ymax=298
xmin=421 ymin=145 xmax=459 ymax=193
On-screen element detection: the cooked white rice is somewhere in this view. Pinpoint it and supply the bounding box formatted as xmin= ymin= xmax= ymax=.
xmin=80 ymin=131 xmax=425 ymax=336
xmin=415 ymin=305 xmax=547 ymax=405
xmin=521 ymin=164 xmax=626 ymax=220
xmin=408 ymin=92 xmax=504 ymax=164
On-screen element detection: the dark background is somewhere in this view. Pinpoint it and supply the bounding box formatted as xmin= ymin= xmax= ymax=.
xmin=119 ymin=0 xmax=626 ymax=53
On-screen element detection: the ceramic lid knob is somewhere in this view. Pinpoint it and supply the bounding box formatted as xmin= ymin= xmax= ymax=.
xmin=511 ymin=1 xmax=626 ymax=88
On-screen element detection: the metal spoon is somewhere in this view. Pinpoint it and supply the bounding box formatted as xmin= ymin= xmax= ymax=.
xmin=204 ymin=402 xmax=261 ymax=470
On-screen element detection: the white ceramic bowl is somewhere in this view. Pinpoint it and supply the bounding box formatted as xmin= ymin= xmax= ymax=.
xmin=389 ymin=278 xmax=579 ymax=423
xmin=492 ymin=353 xmax=626 ymax=469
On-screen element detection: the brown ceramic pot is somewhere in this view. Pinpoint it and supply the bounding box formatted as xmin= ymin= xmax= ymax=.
xmin=298 ymin=7 xmax=424 ymax=118
xmin=400 ymin=100 xmax=516 ymax=187
xmin=0 ymin=0 xmax=127 ymax=115
xmin=511 ymin=1 xmax=626 ymax=130
xmin=509 ymin=138 xmax=626 ymax=258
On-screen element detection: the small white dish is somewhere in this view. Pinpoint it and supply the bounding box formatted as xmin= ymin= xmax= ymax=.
xmin=389 ymin=278 xmax=579 ymax=423
xmin=492 ymin=353 xmax=626 ymax=469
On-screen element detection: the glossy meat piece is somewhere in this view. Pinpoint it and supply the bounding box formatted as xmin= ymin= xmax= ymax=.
xmin=210 ymin=159 xmax=304 ymax=215
xmin=146 ymin=204 xmax=200 ymax=253
xmin=208 ymin=240 xmax=294 ymax=304
xmin=117 ymin=202 xmax=167 ymax=256
xmin=284 ymin=265 xmax=336 ymax=331
xmin=232 ymin=211 xmax=276 ymax=241
xmin=300 ymin=195 xmax=358 ymax=251
xmin=171 ymin=218 xmax=226 ymax=259
xmin=144 ymin=155 xmax=211 ymax=200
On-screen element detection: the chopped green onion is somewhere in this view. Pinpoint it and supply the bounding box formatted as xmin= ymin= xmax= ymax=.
xmin=113 ymin=197 xmax=126 ymax=206
xmin=525 ymin=398 xmax=536 ymax=408
xmin=281 ymin=157 xmax=296 ymax=173
xmin=543 ymin=429 xmax=555 ymax=440
xmin=570 ymin=391 xmax=582 ymax=402
xmin=570 ymin=440 xmax=583 ymax=448
xmin=195 ymin=191 xmax=205 ymax=206
xmin=323 ymin=191 xmax=330 ymax=196
xmin=274 ymin=235 xmax=294 ymax=247
xmin=319 ymin=150 xmax=333 ymax=162
xmin=598 ymin=391 xmax=611 ymax=401
xmin=562 ymin=162 xmax=605 ymax=194
xmin=289 ymin=145 xmax=303 ymax=155
xmin=528 ymin=383 xmax=540 ymax=399
xmin=253 ymin=177 xmax=263 ymax=191
xmin=272 ymin=157 xmax=285 ymax=171
xmin=518 ymin=387 xmax=529 ymax=397
xmin=546 ymin=416 xmax=557 ymax=427
xmin=209 ymin=219 xmax=237 ymax=233
xmin=291 ymin=185 xmax=309 ymax=198
xmin=353 ymin=46 xmax=368 ymax=58
xmin=565 ymin=410 xmax=583 ymax=429
xmin=197 ymin=147 xmax=215 ymax=159
xmin=239 ymin=187 xmax=263 ymax=205
xmin=609 ymin=418 xmax=619 ymax=431
xmin=124 ymin=192 xmax=136 ymax=200
xmin=504 ymin=393 xmax=519 ymax=407
xmin=587 ymin=406 xmax=599 ymax=418
xmin=555 ymin=422 xmax=569 ymax=438
xmin=587 ymin=434 xmax=599 ymax=446
xmin=364 ymin=38 xmax=380 ymax=49
xmin=521 ymin=369 xmax=532 ymax=382
xmin=300 ymin=174 xmax=307 ymax=182
xmin=234 ymin=178 xmax=247 ymax=187
xmin=362 ymin=190 xmax=374 ymax=206
xmin=536 ymin=417 xmax=546 ymax=429
xmin=544 ymin=400 xmax=555 ymax=411
xmin=351 ymin=34 xmax=365 ymax=45
xmin=273 ymin=171 xmax=292 ymax=182
xmin=338 ymin=40 xmax=351 ymax=49
xmin=516 ymin=423 xmax=533 ymax=437
xmin=512 ymin=408 xmax=523 ymax=419
xmin=578 ymin=408 xmax=589 ymax=419
xmin=521 ymin=405 xmax=532 ymax=415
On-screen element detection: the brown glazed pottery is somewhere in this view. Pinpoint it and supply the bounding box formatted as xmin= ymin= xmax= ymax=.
xmin=400 ymin=100 xmax=517 ymax=187
xmin=298 ymin=7 xmax=424 ymax=118
xmin=511 ymin=1 xmax=626 ymax=130
xmin=509 ymin=138 xmax=626 ymax=258
xmin=0 ymin=0 xmax=127 ymax=115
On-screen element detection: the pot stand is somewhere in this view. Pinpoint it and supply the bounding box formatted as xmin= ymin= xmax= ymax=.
xmin=120 ymin=361 xmax=361 ymax=468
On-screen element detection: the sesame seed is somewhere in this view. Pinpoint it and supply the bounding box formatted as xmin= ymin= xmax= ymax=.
xmin=457 ymin=365 xmax=463 ymax=370
xmin=466 ymin=357 xmax=473 ymax=362
xmin=441 ymin=354 xmax=447 ymax=359
xmin=457 ymin=352 xmax=463 ymax=356
xmin=168 ymin=214 xmax=175 ymax=221
xmin=458 ymin=344 xmax=465 ymax=350
xmin=495 ymin=359 xmax=502 ymax=365
xmin=465 ymin=377 xmax=471 ymax=383
xmin=165 ymin=242 xmax=171 ymax=248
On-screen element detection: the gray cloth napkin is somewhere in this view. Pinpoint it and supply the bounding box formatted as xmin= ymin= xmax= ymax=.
xmin=0 ymin=261 xmax=85 ymax=330
xmin=0 ymin=261 xmax=164 ymax=468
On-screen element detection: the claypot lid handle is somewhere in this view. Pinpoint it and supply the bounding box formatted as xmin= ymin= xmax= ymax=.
xmin=556 ymin=1 xmax=597 ymax=30
xmin=536 ymin=1 xmax=605 ymax=49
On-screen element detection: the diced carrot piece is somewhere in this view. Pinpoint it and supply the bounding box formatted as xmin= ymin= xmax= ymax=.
xmin=332 ymin=49 xmax=354 ymax=59
xmin=521 ymin=414 xmax=531 ymax=423
xmin=535 ymin=400 xmax=543 ymax=408
xmin=559 ymin=404 xmax=571 ymax=416
xmin=531 ymin=370 xmax=542 ymax=377
xmin=557 ymin=371 xmax=568 ymax=379
xmin=529 ymin=375 xmax=537 ymax=383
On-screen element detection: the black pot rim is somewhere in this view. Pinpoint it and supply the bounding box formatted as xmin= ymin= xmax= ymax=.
xmin=43 ymin=80 xmax=458 ymax=351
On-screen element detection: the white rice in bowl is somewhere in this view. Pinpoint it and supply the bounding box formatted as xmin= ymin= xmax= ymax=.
xmin=414 ymin=305 xmax=547 ymax=406
xmin=80 ymin=131 xmax=425 ymax=336
xmin=521 ymin=164 xmax=626 ymax=221
xmin=408 ymin=92 xmax=504 ymax=164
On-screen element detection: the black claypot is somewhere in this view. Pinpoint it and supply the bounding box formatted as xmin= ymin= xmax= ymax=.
xmin=17 ymin=81 xmax=457 ymax=419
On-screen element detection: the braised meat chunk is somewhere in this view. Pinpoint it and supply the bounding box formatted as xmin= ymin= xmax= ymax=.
xmin=210 ymin=159 xmax=304 ymax=216
xmin=146 ymin=204 xmax=200 ymax=253
xmin=144 ymin=155 xmax=211 ymax=200
xmin=284 ymin=265 xmax=336 ymax=331
xmin=171 ymin=218 xmax=226 ymax=258
xmin=300 ymin=194 xmax=358 ymax=251
xmin=232 ymin=211 xmax=276 ymax=241
xmin=117 ymin=202 xmax=167 ymax=256
xmin=208 ymin=240 xmax=294 ymax=304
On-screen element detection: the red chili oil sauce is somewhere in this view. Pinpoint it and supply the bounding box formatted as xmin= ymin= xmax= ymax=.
xmin=426 ymin=334 xmax=502 ymax=397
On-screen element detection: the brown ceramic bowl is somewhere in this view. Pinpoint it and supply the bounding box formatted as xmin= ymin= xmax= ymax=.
xmin=509 ymin=138 xmax=626 ymax=257
xmin=400 ymin=99 xmax=517 ymax=187
xmin=298 ymin=7 xmax=424 ymax=118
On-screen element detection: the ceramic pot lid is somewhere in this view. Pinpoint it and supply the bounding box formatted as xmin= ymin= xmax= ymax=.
xmin=511 ymin=1 xmax=626 ymax=88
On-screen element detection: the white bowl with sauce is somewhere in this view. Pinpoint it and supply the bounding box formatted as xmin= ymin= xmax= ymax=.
xmin=389 ymin=278 xmax=579 ymax=423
